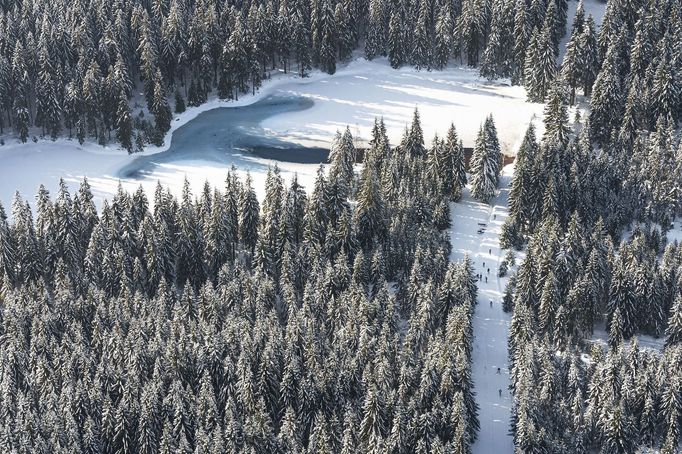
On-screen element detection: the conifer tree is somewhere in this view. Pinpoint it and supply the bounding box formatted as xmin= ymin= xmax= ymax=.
xmin=525 ymin=25 xmax=556 ymax=102
xmin=665 ymin=296 xmax=682 ymax=348
xmin=336 ymin=3 xmax=355 ymax=62
xmin=364 ymin=0 xmax=387 ymax=60
xmin=470 ymin=116 xmax=502 ymax=203
xmin=512 ymin=0 xmax=530 ymax=85
xmin=319 ymin=0 xmax=337 ymax=74
xmin=388 ymin=10 xmax=404 ymax=69
xmin=239 ymin=173 xmax=260 ymax=254
xmin=433 ymin=2 xmax=453 ymax=70
xmin=411 ymin=0 xmax=431 ymax=70
xmin=293 ymin=10 xmax=312 ymax=77
xmin=116 ymin=90 xmax=133 ymax=153
xmin=151 ymin=70 xmax=172 ymax=138
xmin=578 ymin=16 xmax=599 ymax=97
xmin=355 ymin=161 xmax=385 ymax=250
xmin=480 ymin=0 xmax=513 ymax=80
xmin=589 ymin=41 xmax=623 ymax=146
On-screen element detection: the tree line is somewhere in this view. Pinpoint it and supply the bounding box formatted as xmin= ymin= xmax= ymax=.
xmin=0 ymin=0 xmax=679 ymax=152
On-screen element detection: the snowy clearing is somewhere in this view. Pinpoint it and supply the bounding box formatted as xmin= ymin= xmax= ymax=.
xmin=449 ymin=164 xmax=516 ymax=453
xmin=260 ymin=58 xmax=545 ymax=152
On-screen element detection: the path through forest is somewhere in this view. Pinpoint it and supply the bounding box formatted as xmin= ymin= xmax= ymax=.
xmin=449 ymin=167 xmax=514 ymax=453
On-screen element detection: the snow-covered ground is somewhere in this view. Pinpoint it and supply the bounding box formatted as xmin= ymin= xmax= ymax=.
xmin=449 ymin=165 xmax=516 ymax=453
xmin=0 ymin=58 xmax=545 ymax=209
xmin=261 ymin=58 xmax=545 ymax=152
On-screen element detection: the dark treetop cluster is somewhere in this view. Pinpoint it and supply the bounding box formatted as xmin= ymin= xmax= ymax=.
xmin=0 ymin=0 xmax=679 ymax=151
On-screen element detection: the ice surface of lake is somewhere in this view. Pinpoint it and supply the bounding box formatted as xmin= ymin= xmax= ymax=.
xmin=120 ymin=95 xmax=328 ymax=179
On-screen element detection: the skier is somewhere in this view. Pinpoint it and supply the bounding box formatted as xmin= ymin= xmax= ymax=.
xmin=497 ymin=367 xmax=501 ymax=374
xmin=485 ymin=276 xmax=488 ymax=283
xmin=494 ymin=214 xmax=497 ymax=220
xmin=487 ymin=268 xmax=490 ymax=274
xmin=490 ymin=300 xmax=493 ymax=308
xmin=489 ymin=248 xmax=491 ymax=254
xmin=499 ymin=389 xmax=502 ymax=397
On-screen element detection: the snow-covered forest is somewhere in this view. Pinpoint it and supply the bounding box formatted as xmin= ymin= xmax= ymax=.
xmin=1 ymin=0 xmax=682 ymax=452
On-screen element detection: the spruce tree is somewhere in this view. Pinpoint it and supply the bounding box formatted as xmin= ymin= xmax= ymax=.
xmin=151 ymin=70 xmax=172 ymax=137
xmin=665 ymin=296 xmax=682 ymax=348
xmin=578 ymin=16 xmax=599 ymax=97
xmin=116 ymin=90 xmax=133 ymax=153
xmin=589 ymin=40 xmax=623 ymax=146
xmin=470 ymin=116 xmax=501 ymax=203
xmin=411 ymin=0 xmax=431 ymax=70
xmin=388 ymin=9 xmax=404 ymax=69
xmin=433 ymin=2 xmax=453 ymax=70
xmin=365 ymin=0 xmax=387 ymax=60
xmin=319 ymin=0 xmax=337 ymax=74
xmin=525 ymin=25 xmax=556 ymax=102
xmin=239 ymin=173 xmax=260 ymax=254
xmin=512 ymin=0 xmax=530 ymax=85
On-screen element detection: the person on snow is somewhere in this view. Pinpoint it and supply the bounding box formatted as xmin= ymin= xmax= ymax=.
xmin=497 ymin=367 xmax=501 ymax=374
xmin=498 ymin=389 xmax=502 ymax=397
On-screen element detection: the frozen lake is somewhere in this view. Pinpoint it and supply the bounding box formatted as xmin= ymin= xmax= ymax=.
xmin=0 ymin=58 xmax=548 ymax=207
xmin=120 ymin=95 xmax=328 ymax=179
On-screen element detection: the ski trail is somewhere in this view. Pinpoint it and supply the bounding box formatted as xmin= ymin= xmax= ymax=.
xmin=449 ymin=168 xmax=514 ymax=453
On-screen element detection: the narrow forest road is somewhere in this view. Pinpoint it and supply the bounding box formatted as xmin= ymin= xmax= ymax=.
xmin=449 ymin=167 xmax=514 ymax=453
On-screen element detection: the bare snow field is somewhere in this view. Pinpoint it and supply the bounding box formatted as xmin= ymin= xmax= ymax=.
xmin=0 ymin=58 xmax=545 ymax=209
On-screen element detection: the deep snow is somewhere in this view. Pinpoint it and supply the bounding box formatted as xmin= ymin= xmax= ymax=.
xmin=449 ymin=165 xmax=516 ymax=453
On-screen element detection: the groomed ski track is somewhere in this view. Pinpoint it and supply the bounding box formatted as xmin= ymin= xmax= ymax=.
xmin=449 ymin=167 xmax=515 ymax=453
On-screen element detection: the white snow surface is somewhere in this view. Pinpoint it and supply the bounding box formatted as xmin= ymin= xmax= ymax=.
xmin=449 ymin=164 xmax=516 ymax=453
xmin=0 ymin=58 xmax=544 ymax=209
xmin=260 ymin=58 xmax=545 ymax=152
